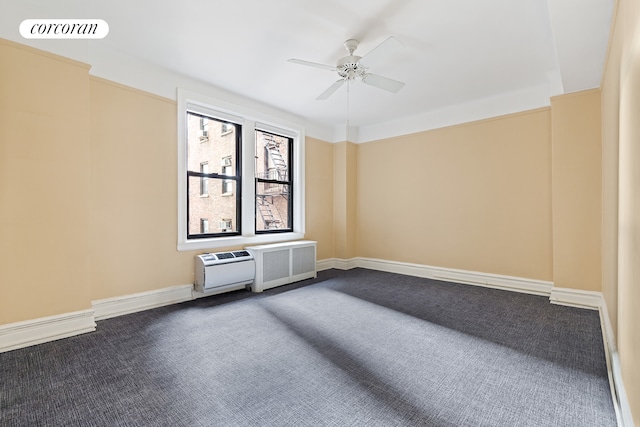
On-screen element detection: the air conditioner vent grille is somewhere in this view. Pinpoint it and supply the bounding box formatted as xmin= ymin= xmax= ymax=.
xmin=215 ymin=252 xmax=234 ymax=260
xmin=232 ymin=250 xmax=251 ymax=258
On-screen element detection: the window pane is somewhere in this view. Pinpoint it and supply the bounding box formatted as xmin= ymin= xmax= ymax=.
xmin=188 ymin=176 xmax=238 ymax=235
xmin=255 ymin=130 xmax=289 ymax=181
xmin=187 ymin=111 xmax=240 ymax=237
xmin=187 ymin=112 xmax=237 ymax=175
xmin=256 ymin=181 xmax=290 ymax=231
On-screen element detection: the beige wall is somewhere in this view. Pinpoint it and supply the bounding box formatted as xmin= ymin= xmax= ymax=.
xmin=89 ymin=77 xmax=197 ymax=300
xmin=304 ymin=137 xmax=334 ymax=260
xmin=602 ymin=0 xmax=640 ymax=421
xmin=333 ymin=142 xmax=358 ymax=259
xmin=0 ymin=39 xmax=337 ymax=323
xmin=357 ymin=109 xmax=554 ymax=281
xmin=602 ymin=0 xmax=622 ymax=341
xmin=550 ymin=90 xmax=602 ymax=292
xmin=0 ymin=40 xmax=93 ymax=323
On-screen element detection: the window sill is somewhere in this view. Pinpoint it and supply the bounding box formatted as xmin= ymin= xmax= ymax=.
xmin=177 ymin=232 xmax=304 ymax=252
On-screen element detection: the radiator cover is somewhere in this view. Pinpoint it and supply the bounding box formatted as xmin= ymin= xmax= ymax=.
xmin=246 ymin=240 xmax=316 ymax=292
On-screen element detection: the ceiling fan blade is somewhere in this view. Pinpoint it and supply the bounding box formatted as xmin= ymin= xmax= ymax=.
xmin=362 ymin=73 xmax=405 ymax=93
xmin=359 ymin=36 xmax=404 ymax=68
xmin=287 ymin=58 xmax=336 ymax=72
xmin=316 ymin=79 xmax=345 ymax=100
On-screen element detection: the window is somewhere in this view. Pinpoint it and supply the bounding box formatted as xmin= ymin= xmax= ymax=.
xmin=255 ymin=130 xmax=292 ymax=232
xmin=200 ymin=218 xmax=209 ymax=233
xmin=186 ymin=111 xmax=240 ymax=239
xmin=177 ymin=89 xmax=305 ymax=251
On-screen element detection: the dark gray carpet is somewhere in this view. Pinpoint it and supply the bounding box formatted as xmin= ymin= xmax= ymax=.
xmin=1 ymin=268 xmax=617 ymax=426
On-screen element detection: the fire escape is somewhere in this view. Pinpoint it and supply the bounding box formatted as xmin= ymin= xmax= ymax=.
xmin=257 ymin=135 xmax=288 ymax=230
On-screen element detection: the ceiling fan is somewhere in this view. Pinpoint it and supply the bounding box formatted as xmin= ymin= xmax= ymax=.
xmin=288 ymin=36 xmax=406 ymax=100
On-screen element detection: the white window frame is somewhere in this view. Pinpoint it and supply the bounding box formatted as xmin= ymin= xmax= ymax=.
xmin=177 ymin=88 xmax=305 ymax=251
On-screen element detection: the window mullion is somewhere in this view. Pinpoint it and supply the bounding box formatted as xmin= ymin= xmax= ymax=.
xmin=242 ymin=120 xmax=256 ymax=236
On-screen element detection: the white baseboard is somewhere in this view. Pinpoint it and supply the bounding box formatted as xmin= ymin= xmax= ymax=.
xmin=549 ymin=287 xmax=602 ymax=310
xmin=317 ymin=258 xmax=359 ymax=271
xmin=600 ymin=298 xmax=635 ymax=427
xmin=92 ymin=284 xmax=194 ymax=321
xmin=0 ymin=284 xmax=196 ymax=352
xmin=0 ymin=309 xmax=96 ymax=353
xmin=316 ymin=258 xmax=336 ymax=271
xmin=318 ymin=257 xmax=554 ymax=296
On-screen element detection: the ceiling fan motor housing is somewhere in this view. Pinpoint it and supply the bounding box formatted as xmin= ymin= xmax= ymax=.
xmin=337 ymin=55 xmax=366 ymax=80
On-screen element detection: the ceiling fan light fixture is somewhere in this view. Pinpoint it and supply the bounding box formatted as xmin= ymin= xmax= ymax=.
xmin=336 ymin=55 xmax=366 ymax=80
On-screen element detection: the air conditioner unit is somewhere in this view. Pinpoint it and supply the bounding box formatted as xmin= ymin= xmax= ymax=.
xmin=221 ymin=123 xmax=233 ymax=134
xmin=198 ymin=130 xmax=209 ymax=140
xmin=221 ymin=157 xmax=232 ymax=166
xmin=194 ymin=250 xmax=254 ymax=296
xmin=245 ymin=240 xmax=316 ymax=292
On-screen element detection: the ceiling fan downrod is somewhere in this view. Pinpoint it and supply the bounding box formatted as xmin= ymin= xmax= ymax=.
xmin=337 ymin=39 xmax=366 ymax=80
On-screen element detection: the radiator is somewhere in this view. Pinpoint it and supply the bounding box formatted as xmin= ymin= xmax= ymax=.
xmin=194 ymin=250 xmax=255 ymax=295
xmin=245 ymin=240 xmax=316 ymax=292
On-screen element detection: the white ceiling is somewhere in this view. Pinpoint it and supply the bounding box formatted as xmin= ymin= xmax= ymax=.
xmin=2 ymin=0 xmax=614 ymax=142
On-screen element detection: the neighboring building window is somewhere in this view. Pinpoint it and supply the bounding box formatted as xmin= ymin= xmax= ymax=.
xmin=219 ymin=219 xmax=232 ymax=232
xmin=200 ymin=218 xmax=209 ymax=233
xmin=186 ymin=111 xmax=240 ymax=238
xmin=200 ymin=162 xmax=209 ymax=196
xmin=221 ymin=122 xmax=233 ymax=135
xmin=199 ymin=117 xmax=209 ymax=141
xmin=255 ymin=130 xmax=292 ymax=233
xmin=177 ymin=89 xmax=305 ymax=251
xmin=221 ymin=157 xmax=233 ymax=195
